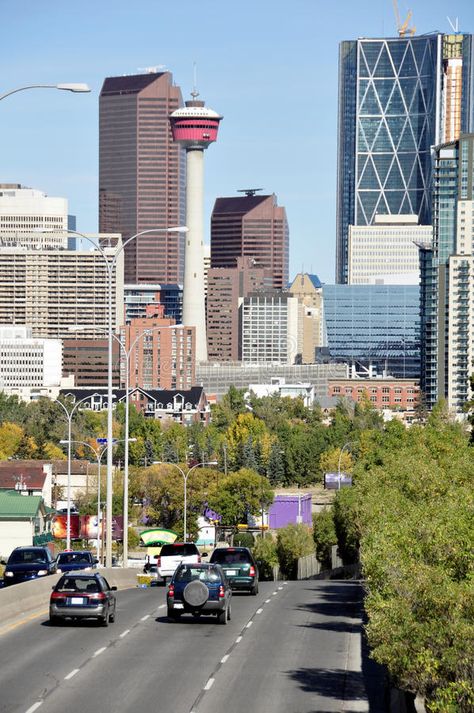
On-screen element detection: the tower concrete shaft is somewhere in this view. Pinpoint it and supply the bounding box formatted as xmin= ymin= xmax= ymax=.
xmin=184 ymin=148 xmax=207 ymax=361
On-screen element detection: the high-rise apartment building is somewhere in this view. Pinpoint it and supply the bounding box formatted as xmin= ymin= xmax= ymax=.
xmin=0 ymin=236 xmax=124 ymax=339
xmin=124 ymin=284 xmax=182 ymax=324
xmin=122 ymin=317 xmax=195 ymax=390
xmin=211 ymin=193 xmax=289 ymax=289
xmin=99 ymin=71 xmax=185 ymax=284
xmin=420 ymin=134 xmax=474 ymax=412
xmin=207 ymin=256 xmax=273 ymax=362
xmin=336 ymin=33 xmax=474 ymax=283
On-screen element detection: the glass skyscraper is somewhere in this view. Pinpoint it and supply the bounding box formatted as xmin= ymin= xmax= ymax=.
xmin=322 ymin=284 xmax=421 ymax=379
xmin=336 ymin=33 xmax=474 ymax=284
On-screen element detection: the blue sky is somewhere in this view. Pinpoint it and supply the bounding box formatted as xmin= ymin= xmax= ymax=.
xmin=1 ymin=0 xmax=473 ymax=283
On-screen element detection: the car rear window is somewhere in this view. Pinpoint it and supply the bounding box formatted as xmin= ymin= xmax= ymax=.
xmin=58 ymin=552 xmax=92 ymax=564
xmin=8 ymin=549 xmax=48 ymax=564
xmin=175 ymin=566 xmax=221 ymax=583
xmin=57 ymin=577 xmax=100 ymax=593
xmin=160 ymin=544 xmax=198 ymax=557
xmin=211 ymin=550 xmax=252 ymax=565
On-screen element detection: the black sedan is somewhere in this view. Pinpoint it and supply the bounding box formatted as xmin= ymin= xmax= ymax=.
xmin=49 ymin=572 xmax=117 ymax=626
xmin=167 ymin=563 xmax=232 ymax=624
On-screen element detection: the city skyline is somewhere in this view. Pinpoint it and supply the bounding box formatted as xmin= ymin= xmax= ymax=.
xmin=1 ymin=0 xmax=473 ymax=283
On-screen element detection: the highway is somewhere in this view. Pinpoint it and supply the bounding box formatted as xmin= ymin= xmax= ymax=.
xmin=0 ymin=579 xmax=386 ymax=713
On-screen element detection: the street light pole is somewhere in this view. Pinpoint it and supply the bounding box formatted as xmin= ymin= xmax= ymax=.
xmin=157 ymin=461 xmax=218 ymax=541
xmin=60 ymin=227 xmax=187 ymax=567
xmin=338 ymin=442 xmax=352 ymax=491
xmin=54 ymin=394 xmax=98 ymax=549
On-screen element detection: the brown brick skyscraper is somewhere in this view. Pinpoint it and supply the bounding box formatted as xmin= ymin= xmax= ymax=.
xmin=99 ymin=71 xmax=185 ymax=284
xmin=210 ymin=193 xmax=289 ymax=289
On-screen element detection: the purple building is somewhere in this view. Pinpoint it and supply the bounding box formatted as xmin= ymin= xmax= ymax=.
xmin=268 ymin=494 xmax=312 ymax=529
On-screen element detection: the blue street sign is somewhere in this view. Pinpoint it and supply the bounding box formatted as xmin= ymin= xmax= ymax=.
xmin=96 ymin=438 xmax=118 ymax=444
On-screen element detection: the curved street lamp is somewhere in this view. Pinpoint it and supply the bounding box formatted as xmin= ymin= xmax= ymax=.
xmin=0 ymin=83 xmax=91 ymax=101
xmin=156 ymin=461 xmax=218 ymax=541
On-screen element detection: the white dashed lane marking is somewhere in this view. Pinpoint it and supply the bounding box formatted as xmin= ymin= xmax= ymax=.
xmin=221 ymin=654 xmax=229 ymax=664
xmin=120 ymin=629 xmax=130 ymax=638
xmin=235 ymin=636 xmax=242 ymax=643
xmin=64 ymin=669 xmax=79 ymax=681
xmin=158 ymin=604 xmax=166 ymax=609
xmin=25 ymin=703 xmax=42 ymax=713
xmin=204 ymin=678 xmax=215 ymax=691
xmin=141 ymin=614 xmax=150 ymax=621
xmin=93 ymin=647 xmax=107 ymax=658
xmin=246 ymin=621 xmax=253 ymax=629
xmin=256 ymin=608 xmax=263 ymax=614
xmin=265 ymin=598 xmax=271 ymax=603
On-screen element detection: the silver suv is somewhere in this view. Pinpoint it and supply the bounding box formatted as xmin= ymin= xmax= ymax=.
xmin=156 ymin=543 xmax=204 ymax=583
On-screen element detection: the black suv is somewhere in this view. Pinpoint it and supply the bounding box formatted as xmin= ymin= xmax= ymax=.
xmin=2 ymin=546 xmax=57 ymax=586
xmin=209 ymin=547 xmax=259 ymax=595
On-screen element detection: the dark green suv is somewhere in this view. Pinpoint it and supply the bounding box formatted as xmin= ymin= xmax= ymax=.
xmin=209 ymin=547 xmax=259 ymax=595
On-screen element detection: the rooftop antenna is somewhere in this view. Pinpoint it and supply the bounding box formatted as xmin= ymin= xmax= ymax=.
xmin=447 ymin=16 xmax=459 ymax=33
xmin=191 ymin=62 xmax=199 ymax=100
xmin=237 ymin=188 xmax=263 ymax=197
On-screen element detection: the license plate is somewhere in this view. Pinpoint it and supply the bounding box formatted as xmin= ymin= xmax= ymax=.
xmin=70 ymin=597 xmax=85 ymax=605
xmin=226 ymin=570 xmax=237 ymax=576
xmin=173 ymin=602 xmax=184 ymax=609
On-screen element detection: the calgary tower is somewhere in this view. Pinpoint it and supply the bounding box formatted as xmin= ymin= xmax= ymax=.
xmin=170 ymin=90 xmax=222 ymax=362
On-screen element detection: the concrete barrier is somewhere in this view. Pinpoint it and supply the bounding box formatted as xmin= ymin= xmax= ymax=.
xmin=0 ymin=568 xmax=139 ymax=625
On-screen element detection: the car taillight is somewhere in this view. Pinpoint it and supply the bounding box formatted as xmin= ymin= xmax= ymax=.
xmin=87 ymin=592 xmax=106 ymax=601
xmin=50 ymin=592 xmax=66 ymax=602
xmin=218 ymin=585 xmax=225 ymax=599
xmin=168 ymin=583 xmax=174 ymax=597
xmin=249 ymin=566 xmax=256 ymax=577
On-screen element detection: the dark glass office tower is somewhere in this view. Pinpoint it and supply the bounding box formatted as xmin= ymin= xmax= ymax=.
xmin=336 ymin=33 xmax=474 ymax=284
xmin=99 ymin=72 xmax=185 ymax=284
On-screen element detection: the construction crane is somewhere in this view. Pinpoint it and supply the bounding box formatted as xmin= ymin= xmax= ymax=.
xmin=392 ymin=0 xmax=416 ymax=37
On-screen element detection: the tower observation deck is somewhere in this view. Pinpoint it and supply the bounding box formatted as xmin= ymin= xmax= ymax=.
xmin=169 ymin=95 xmax=223 ymax=362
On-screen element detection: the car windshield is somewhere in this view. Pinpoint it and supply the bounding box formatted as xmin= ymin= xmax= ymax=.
xmin=161 ymin=544 xmax=197 ymax=557
xmin=8 ymin=549 xmax=47 ymax=564
xmin=211 ymin=550 xmax=251 ymax=565
xmin=58 ymin=552 xmax=91 ymax=564
xmin=175 ymin=566 xmax=221 ymax=584
xmin=57 ymin=577 xmax=100 ymax=593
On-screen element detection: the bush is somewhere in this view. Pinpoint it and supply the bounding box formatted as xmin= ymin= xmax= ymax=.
xmin=252 ymin=534 xmax=278 ymax=580
xmin=313 ymin=508 xmax=337 ymax=569
xmin=128 ymin=527 xmax=140 ymax=550
xmin=233 ymin=531 xmax=255 ymax=548
xmin=276 ymin=523 xmax=314 ymax=579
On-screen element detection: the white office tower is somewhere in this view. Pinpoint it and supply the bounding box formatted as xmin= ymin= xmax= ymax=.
xmin=348 ymin=215 xmax=432 ymax=284
xmin=0 ymin=184 xmax=69 ymax=248
xmin=0 ymin=325 xmax=71 ymax=401
xmin=240 ymin=293 xmax=301 ymax=365
xmin=170 ymin=93 xmax=223 ymax=362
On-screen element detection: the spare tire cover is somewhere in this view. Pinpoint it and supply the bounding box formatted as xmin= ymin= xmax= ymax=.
xmin=183 ymin=580 xmax=209 ymax=607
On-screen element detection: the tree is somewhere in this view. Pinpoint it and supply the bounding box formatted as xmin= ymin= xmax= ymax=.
xmin=209 ymin=468 xmax=274 ymax=526
xmin=313 ymin=508 xmax=337 ymax=569
xmin=267 ymin=440 xmax=285 ymax=485
xmin=224 ymin=413 xmax=273 ymax=471
xmin=276 ymin=523 xmax=314 ymax=579
xmin=0 ymin=422 xmax=26 ymax=459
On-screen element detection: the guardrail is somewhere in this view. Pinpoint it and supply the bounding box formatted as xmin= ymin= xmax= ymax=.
xmin=0 ymin=568 xmax=138 ymax=624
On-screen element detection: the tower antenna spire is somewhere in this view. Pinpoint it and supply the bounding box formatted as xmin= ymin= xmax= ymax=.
xmin=191 ymin=62 xmax=199 ymax=100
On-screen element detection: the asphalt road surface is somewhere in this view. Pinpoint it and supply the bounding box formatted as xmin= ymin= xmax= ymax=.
xmin=0 ymin=579 xmax=386 ymax=713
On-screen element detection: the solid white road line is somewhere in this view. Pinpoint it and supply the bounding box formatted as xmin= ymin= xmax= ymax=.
xmin=25 ymin=703 xmax=43 ymax=713
xmin=221 ymin=654 xmax=229 ymax=664
xmin=93 ymin=646 xmax=107 ymax=658
xmin=64 ymin=669 xmax=79 ymax=681
xmin=120 ymin=629 xmax=130 ymax=638
xmin=204 ymin=678 xmax=215 ymax=691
